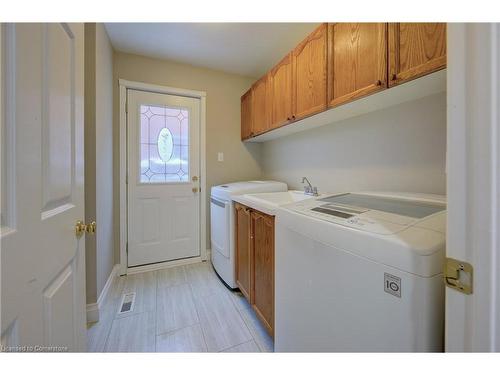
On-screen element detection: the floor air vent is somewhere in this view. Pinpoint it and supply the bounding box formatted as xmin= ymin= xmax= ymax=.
xmin=118 ymin=292 xmax=136 ymax=314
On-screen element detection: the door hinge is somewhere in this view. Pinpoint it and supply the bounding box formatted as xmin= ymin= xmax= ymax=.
xmin=126 ymin=242 xmax=128 ymax=254
xmin=444 ymin=257 xmax=473 ymax=295
xmin=125 ymin=99 xmax=128 ymax=114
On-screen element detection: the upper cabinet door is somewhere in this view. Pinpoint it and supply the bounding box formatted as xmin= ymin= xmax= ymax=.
xmin=328 ymin=23 xmax=387 ymax=108
xmin=388 ymin=23 xmax=446 ymax=87
xmin=241 ymin=88 xmax=253 ymax=140
xmin=251 ymin=74 xmax=271 ymax=135
xmin=270 ymin=53 xmax=293 ymax=129
xmin=292 ymin=23 xmax=328 ymax=120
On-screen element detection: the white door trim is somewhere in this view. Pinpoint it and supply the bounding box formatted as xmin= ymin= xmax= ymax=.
xmin=118 ymin=79 xmax=207 ymax=275
xmin=446 ymin=23 xmax=500 ymax=352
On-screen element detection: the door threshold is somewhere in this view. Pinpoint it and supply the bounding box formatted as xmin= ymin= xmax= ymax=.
xmin=126 ymin=256 xmax=203 ymax=275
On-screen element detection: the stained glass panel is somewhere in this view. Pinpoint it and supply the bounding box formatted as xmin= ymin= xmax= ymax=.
xmin=140 ymin=104 xmax=189 ymax=183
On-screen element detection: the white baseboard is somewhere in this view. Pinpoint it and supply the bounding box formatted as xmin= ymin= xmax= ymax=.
xmin=86 ymin=264 xmax=120 ymax=323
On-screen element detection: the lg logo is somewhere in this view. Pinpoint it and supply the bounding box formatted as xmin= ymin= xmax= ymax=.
xmin=384 ymin=273 xmax=401 ymax=298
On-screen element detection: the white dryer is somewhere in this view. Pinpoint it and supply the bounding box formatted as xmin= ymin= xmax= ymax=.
xmin=210 ymin=181 xmax=287 ymax=288
xmin=275 ymin=192 xmax=446 ymax=352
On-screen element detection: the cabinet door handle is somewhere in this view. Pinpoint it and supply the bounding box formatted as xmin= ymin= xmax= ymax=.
xmin=292 ymin=115 xmax=296 ymax=119
xmin=391 ymin=74 xmax=397 ymax=81
xmin=287 ymin=117 xmax=291 ymax=121
xmin=375 ymin=80 xmax=382 ymax=86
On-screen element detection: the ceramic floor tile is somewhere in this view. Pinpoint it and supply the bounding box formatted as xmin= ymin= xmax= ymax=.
xmin=86 ymin=274 xmax=125 ymax=352
xmin=239 ymin=305 xmax=274 ymax=353
xmin=104 ymin=311 xmax=156 ymax=352
xmin=156 ymin=324 xmax=207 ymax=352
xmin=87 ymin=303 xmax=116 ymax=352
xmin=116 ymin=272 xmax=157 ymax=318
xmin=221 ymin=340 xmax=260 ymax=353
xmin=87 ymin=262 xmax=274 ymax=353
xmin=157 ymin=266 xmax=188 ymax=289
xmin=194 ymin=290 xmax=252 ymax=352
xmin=156 ymin=283 xmax=199 ymax=335
xmin=226 ymin=289 xmax=251 ymax=311
xmin=185 ymin=262 xmax=226 ymax=299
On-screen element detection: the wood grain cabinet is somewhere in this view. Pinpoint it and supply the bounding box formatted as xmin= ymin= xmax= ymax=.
xmin=234 ymin=203 xmax=275 ymax=336
xmin=241 ymin=23 xmax=446 ymax=140
xmin=388 ymin=23 xmax=447 ymax=87
xmin=240 ymin=89 xmax=253 ymax=140
xmin=269 ymin=53 xmax=294 ymax=129
xmin=328 ymin=23 xmax=387 ymax=108
xmin=251 ymin=74 xmax=271 ymax=135
xmin=251 ymin=210 xmax=275 ymax=336
xmin=292 ymin=23 xmax=328 ymax=120
xmin=235 ymin=203 xmax=252 ymax=300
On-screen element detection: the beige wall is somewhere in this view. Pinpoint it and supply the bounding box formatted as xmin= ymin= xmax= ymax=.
xmin=85 ymin=23 xmax=114 ymax=305
xmin=262 ymin=93 xmax=447 ymax=195
xmin=113 ymin=52 xmax=261 ymax=260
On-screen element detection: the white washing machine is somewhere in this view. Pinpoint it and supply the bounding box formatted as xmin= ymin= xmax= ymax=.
xmin=275 ymin=192 xmax=446 ymax=352
xmin=210 ymin=181 xmax=287 ymax=288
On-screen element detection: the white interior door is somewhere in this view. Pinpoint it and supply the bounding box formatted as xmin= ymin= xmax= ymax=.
xmin=127 ymin=89 xmax=201 ymax=267
xmin=1 ymin=23 xmax=86 ymax=351
xmin=446 ymin=23 xmax=500 ymax=352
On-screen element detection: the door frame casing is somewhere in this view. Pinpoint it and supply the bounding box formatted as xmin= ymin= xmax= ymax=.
xmin=446 ymin=23 xmax=500 ymax=351
xmin=118 ymin=79 xmax=207 ymax=275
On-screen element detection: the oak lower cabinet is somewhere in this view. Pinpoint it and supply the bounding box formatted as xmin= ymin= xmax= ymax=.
xmin=328 ymin=23 xmax=387 ymax=107
xmin=235 ymin=203 xmax=252 ymax=299
xmin=251 ymin=210 xmax=275 ymax=336
xmin=388 ymin=23 xmax=447 ymax=87
xmin=234 ymin=203 xmax=275 ymax=337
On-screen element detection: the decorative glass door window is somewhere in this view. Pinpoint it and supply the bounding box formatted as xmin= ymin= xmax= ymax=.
xmin=140 ymin=104 xmax=189 ymax=183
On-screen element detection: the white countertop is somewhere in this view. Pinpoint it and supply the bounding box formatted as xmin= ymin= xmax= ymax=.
xmin=232 ymin=190 xmax=315 ymax=216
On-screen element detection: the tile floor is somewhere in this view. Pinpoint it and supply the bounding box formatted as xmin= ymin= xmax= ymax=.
xmin=87 ymin=261 xmax=274 ymax=352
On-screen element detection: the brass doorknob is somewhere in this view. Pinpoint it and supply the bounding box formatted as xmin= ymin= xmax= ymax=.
xmin=192 ymin=187 xmax=199 ymax=193
xmin=86 ymin=221 xmax=97 ymax=234
xmin=192 ymin=176 xmax=198 ymax=182
xmin=75 ymin=220 xmax=86 ymax=237
xmin=75 ymin=220 xmax=97 ymax=237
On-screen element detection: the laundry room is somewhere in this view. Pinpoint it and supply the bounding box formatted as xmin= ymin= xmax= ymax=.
xmin=2 ymin=1 xmax=500 ymax=371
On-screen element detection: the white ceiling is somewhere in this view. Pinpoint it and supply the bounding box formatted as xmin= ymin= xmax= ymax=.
xmin=104 ymin=23 xmax=319 ymax=78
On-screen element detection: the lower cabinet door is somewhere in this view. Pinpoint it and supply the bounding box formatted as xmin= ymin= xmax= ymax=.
xmin=251 ymin=211 xmax=275 ymax=336
xmin=235 ymin=203 xmax=252 ymax=300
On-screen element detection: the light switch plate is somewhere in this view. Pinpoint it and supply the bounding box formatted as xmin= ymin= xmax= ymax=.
xmin=217 ymin=152 xmax=224 ymax=162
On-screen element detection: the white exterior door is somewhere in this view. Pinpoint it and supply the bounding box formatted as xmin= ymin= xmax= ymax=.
xmin=1 ymin=23 xmax=86 ymax=351
xmin=127 ymin=89 xmax=201 ymax=267
xmin=446 ymin=23 xmax=500 ymax=352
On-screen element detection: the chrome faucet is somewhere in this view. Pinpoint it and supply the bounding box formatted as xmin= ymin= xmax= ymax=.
xmin=301 ymin=177 xmax=318 ymax=196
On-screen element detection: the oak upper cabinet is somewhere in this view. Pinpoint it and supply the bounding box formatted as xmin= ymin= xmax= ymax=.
xmin=251 ymin=210 xmax=275 ymax=336
xmin=251 ymin=74 xmax=271 ymax=135
xmin=269 ymin=53 xmax=293 ymax=129
xmin=328 ymin=23 xmax=387 ymax=108
xmin=388 ymin=23 xmax=446 ymax=87
xmin=241 ymin=88 xmax=253 ymax=140
xmin=293 ymin=23 xmax=328 ymax=120
xmin=235 ymin=203 xmax=252 ymax=300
